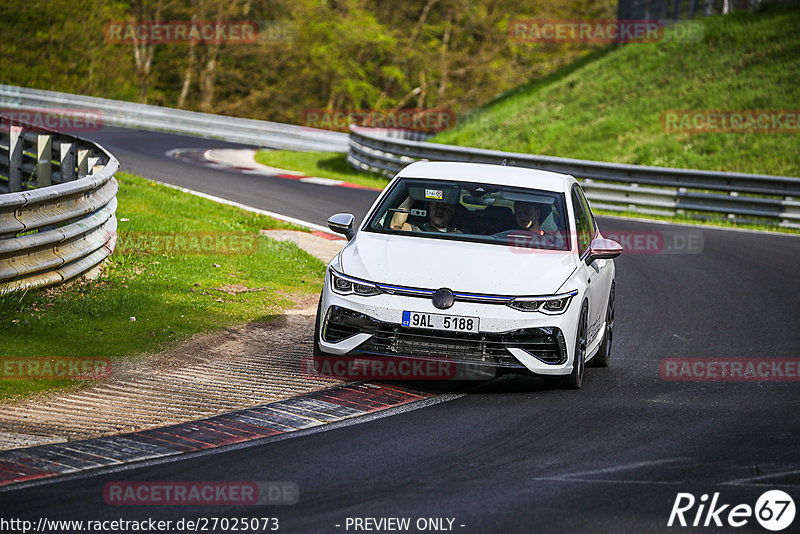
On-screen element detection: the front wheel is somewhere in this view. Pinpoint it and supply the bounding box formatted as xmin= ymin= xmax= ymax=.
xmin=312 ymin=298 xmax=325 ymax=368
xmin=590 ymin=283 xmax=614 ymax=368
xmin=562 ymin=301 xmax=588 ymax=389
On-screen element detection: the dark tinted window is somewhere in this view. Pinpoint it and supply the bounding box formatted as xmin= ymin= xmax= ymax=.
xmin=571 ymin=186 xmax=592 ymax=255
xmin=575 ymin=185 xmax=596 ymax=237
xmin=365 ymin=178 xmax=571 ymax=251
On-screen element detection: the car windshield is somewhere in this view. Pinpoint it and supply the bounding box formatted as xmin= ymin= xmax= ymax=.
xmin=365 ymin=178 xmax=571 ymax=251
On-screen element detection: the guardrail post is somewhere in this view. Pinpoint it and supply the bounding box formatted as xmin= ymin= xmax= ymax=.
xmin=8 ymin=124 xmax=23 ymax=192
xmin=88 ymin=155 xmax=100 ymax=175
xmin=782 ymin=196 xmax=796 ymax=228
xmin=676 ymin=187 xmax=687 ymax=215
xmin=625 ymin=182 xmax=634 ymax=212
xmin=77 ymin=148 xmax=89 ymax=177
xmin=37 ymin=134 xmax=52 ymax=187
xmin=59 ymin=142 xmax=76 ymax=182
xmin=729 ymin=190 xmax=738 ymax=220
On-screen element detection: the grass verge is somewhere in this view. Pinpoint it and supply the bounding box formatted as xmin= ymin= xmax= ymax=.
xmin=0 ymin=172 xmax=325 ymax=401
xmin=254 ymin=150 xmax=389 ymax=190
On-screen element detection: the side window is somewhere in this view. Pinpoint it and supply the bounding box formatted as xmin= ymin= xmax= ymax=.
xmin=576 ymin=185 xmax=596 ymax=237
xmin=571 ymin=187 xmax=592 ymax=256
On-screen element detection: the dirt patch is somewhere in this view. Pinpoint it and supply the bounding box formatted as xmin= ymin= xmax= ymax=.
xmin=0 ymin=297 xmax=340 ymax=450
xmin=260 ymin=229 xmax=346 ymax=264
xmin=210 ymin=284 xmax=270 ymax=295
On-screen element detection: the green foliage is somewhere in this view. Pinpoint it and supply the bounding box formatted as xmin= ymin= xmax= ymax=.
xmin=433 ymin=7 xmax=800 ymax=176
xmin=0 ymin=0 xmax=615 ymax=121
xmin=0 ymin=0 xmax=136 ymax=99
xmin=254 ymin=150 xmax=388 ymax=189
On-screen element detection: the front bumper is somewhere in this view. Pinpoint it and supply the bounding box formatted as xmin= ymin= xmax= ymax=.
xmin=317 ymin=277 xmax=582 ymax=377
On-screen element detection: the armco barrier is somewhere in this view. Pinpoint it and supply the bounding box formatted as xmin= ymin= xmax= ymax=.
xmin=0 ymin=84 xmax=349 ymax=152
xmin=0 ymin=114 xmax=118 ymax=293
xmin=347 ymin=126 xmax=800 ymax=228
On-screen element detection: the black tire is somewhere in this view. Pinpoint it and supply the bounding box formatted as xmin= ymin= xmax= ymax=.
xmin=312 ymin=298 xmax=325 ymax=371
xmin=562 ymin=301 xmax=588 ymax=389
xmin=589 ymin=283 xmax=615 ymax=368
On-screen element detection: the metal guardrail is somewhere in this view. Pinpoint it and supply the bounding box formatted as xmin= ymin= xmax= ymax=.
xmin=348 ymin=126 xmax=800 ymax=227
xmin=617 ymin=0 xmax=800 ymax=21
xmin=0 ymin=114 xmax=118 ymax=294
xmin=0 ymin=84 xmax=349 ymax=153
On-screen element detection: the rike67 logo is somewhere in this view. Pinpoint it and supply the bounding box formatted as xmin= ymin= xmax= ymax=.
xmin=668 ymin=490 xmax=795 ymax=531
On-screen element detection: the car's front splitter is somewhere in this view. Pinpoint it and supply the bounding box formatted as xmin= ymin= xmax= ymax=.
xmin=317 ymin=279 xmax=583 ymax=377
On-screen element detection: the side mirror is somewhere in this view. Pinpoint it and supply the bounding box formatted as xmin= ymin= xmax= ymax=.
xmin=585 ymin=237 xmax=622 ymax=265
xmin=327 ymin=213 xmax=356 ymax=240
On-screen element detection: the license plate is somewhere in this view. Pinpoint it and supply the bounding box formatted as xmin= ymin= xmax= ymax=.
xmin=402 ymin=311 xmax=479 ymax=333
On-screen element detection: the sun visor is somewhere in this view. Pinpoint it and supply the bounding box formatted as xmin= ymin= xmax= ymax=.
xmin=501 ymin=190 xmax=556 ymax=204
xmin=407 ymin=182 xmax=461 ymax=204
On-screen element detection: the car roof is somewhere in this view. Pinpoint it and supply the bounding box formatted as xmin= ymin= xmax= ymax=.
xmin=394 ymin=161 xmax=575 ymax=193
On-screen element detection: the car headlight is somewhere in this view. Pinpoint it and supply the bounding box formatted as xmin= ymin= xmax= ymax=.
xmin=329 ymin=269 xmax=381 ymax=296
xmin=508 ymin=290 xmax=578 ymax=314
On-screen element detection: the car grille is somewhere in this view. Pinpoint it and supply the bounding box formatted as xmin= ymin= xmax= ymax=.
xmin=323 ymin=306 xmax=567 ymax=366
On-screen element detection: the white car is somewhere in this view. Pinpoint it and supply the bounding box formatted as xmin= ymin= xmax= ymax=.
xmin=314 ymin=161 xmax=621 ymax=388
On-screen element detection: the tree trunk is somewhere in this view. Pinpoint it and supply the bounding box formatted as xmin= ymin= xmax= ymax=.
xmin=131 ymin=0 xmax=163 ymax=104
xmin=409 ymin=0 xmax=439 ymax=48
xmin=417 ymin=70 xmax=428 ymax=109
xmin=200 ymin=44 xmax=220 ymax=112
xmin=177 ymin=14 xmax=199 ymax=109
xmin=437 ymin=13 xmax=452 ymax=102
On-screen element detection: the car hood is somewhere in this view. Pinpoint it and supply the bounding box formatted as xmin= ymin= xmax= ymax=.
xmin=338 ymin=231 xmax=577 ymax=296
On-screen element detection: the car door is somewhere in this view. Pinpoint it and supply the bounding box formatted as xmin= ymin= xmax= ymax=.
xmin=571 ymin=185 xmax=603 ymax=347
xmin=574 ymin=184 xmax=613 ymax=344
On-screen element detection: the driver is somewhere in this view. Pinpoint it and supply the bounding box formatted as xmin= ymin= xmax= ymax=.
xmin=390 ymin=196 xmax=461 ymax=233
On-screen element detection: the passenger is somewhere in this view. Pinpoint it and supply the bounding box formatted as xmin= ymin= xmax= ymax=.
xmin=511 ymin=201 xmax=564 ymax=248
xmin=390 ymin=196 xmax=461 ymax=233
xmin=513 ymin=201 xmax=542 ymax=233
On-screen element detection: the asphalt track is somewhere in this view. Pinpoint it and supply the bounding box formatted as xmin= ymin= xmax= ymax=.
xmin=85 ymin=127 xmax=378 ymax=227
xmin=2 ymin=128 xmax=800 ymax=533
